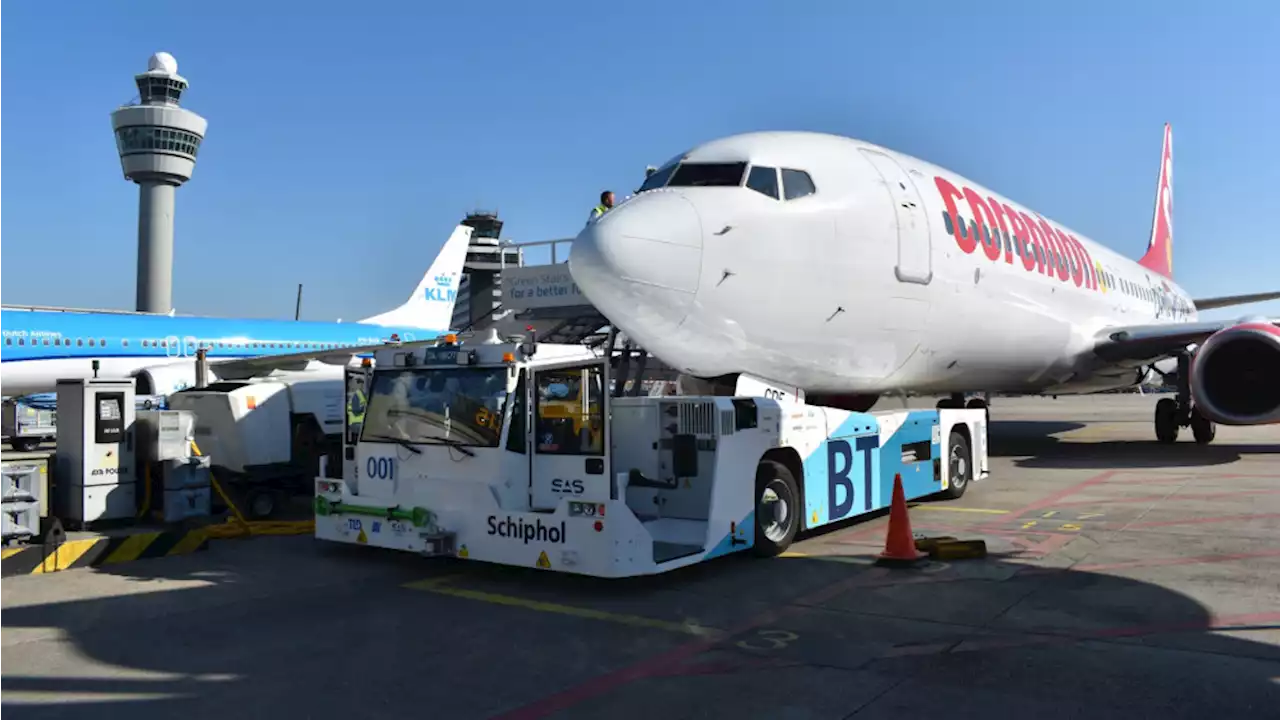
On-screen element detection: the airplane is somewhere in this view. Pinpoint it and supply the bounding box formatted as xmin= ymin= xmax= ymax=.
xmin=1 ymin=224 xmax=474 ymax=398
xmin=568 ymin=124 xmax=1280 ymax=444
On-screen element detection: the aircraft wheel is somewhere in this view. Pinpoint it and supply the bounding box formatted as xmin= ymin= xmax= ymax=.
xmin=751 ymin=459 xmax=799 ymax=557
xmin=939 ymin=430 xmax=971 ymax=500
xmin=965 ymin=397 xmax=991 ymax=426
xmin=1155 ymin=398 xmax=1179 ymax=444
xmin=1190 ymin=407 xmax=1216 ymax=445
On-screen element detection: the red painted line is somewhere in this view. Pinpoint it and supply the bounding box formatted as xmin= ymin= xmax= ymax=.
xmin=1111 ymin=474 xmax=1263 ymax=486
xmin=984 ymin=470 xmax=1119 ymax=526
xmin=491 ymin=564 xmax=903 ymax=719
xmin=1208 ymin=611 xmax=1280 ymax=627
xmin=489 ymin=621 xmax=747 ymax=719
xmin=948 ymin=611 xmax=1280 ymax=656
xmin=1014 ymin=533 xmax=1076 ymax=556
xmin=1074 ymin=549 xmax=1280 ymax=572
xmin=1052 ymin=488 xmax=1280 ymax=509
xmin=1122 ymin=512 xmax=1280 ymax=530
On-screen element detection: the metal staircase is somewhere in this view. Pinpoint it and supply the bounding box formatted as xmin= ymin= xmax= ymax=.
xmin=493 ymin=236 xmax=682 ymax=395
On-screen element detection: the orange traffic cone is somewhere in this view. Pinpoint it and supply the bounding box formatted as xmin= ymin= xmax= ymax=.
xmin=875 ymin=473 xmax=927 ymax=568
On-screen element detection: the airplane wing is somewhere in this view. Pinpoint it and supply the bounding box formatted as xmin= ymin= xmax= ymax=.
xmin=1092 ymin=317 xmax=1280 ymax=363
xmin=1192 ymin=291 xmax=1280 ymax=311
xmin=207 ymin=335 xmax=449 ymax=380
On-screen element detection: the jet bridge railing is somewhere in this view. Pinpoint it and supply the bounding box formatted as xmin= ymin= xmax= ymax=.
xmin=503 ymin=237 xmax=575 ymax=265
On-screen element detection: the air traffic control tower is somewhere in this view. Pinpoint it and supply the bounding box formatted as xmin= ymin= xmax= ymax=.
xmin=110 ymin=52 xmax=208 ymax=314
xmin=452 ymin=211 xmax=523 ymax=331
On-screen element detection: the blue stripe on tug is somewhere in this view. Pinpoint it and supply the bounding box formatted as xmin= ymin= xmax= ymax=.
xmin=802 ymin=410 xmax=939 ymax=531
xmin=704 ymin=409 xmax=946 ymax=560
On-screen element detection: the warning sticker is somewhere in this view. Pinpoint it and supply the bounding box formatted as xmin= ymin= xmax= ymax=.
xmin=357 ymin=529 xmax=368 ymax=544
xmin=458 ymin=545 xmax=469 ymax=558
xmin=536 ymin=550 xmax=551 ymax=569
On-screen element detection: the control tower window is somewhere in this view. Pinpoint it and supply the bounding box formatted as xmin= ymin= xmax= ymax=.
xmin=668 ymin=162 xmax=747 ymax=187
xmin=745 ymin=166 xmax=779 ymax=199
xmin=781 ymin=169 xmax=816 ymax=200
xmin=137 ymin=77 xmax=185 ymax=104
xmin=115 ymin=126 xmax=203 ymax=158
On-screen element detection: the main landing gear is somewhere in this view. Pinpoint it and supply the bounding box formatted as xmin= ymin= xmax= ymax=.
xmin=1154 ymin=353 xmax=1216 ymax=445
xmin=936 ymin=393 xmax=990 ymax=425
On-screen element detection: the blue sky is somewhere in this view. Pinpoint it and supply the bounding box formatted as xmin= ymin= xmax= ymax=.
xmin=3 ymin=1 xmax=1278 ymax=323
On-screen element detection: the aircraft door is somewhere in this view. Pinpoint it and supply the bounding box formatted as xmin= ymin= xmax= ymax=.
xmin=529 ymin=359 xmax=610 ymax=511
xmin=858 ymin=149 xmax=933 ymax=285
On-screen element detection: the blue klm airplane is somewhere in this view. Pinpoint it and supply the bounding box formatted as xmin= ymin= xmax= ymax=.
xmin=1 ymin=225 xmax=474 ymax=398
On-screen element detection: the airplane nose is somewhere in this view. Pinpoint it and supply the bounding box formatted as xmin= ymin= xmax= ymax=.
xmin=569 ymin=192 xmax=703 ymax=326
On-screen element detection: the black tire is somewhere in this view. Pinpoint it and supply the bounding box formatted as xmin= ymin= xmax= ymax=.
xmin=11 ymin=438 xmax=38 ymax=452
xmin=965 ymin=397 xmax=991 ymax=426
xmin=247 ymin=489 xmax=277 ymax=519
xmin=938 ymin=430 xmax=972 ymax=500
xmin=751 ymin=459 xmax=800 ymax=557
xmin=1190 ymin=407 xmax=1216 ymax=445
xmin=1155 ymin=398 xmax=1179 ymax=444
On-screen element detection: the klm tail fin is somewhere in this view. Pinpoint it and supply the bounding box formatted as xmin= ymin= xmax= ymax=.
xmin=359 ymin=225 xmax=474 ymax=329
xmin=1137 ymin=123 xmax=1174 ymax=279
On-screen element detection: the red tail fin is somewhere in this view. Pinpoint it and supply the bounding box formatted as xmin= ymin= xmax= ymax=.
xmin=1138 ymin=123 xmax=1174 ymax=279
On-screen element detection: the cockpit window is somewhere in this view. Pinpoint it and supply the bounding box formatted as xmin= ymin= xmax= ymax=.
xmin=781 ymin=169 xmax=816 ymax=200
xmin=638 ymin=162 xmax=677 ymax=193
xmin=667 ymin=162 xmax=747 ymax=187
xmin=745 ymin=166 xmax=779 ymax=199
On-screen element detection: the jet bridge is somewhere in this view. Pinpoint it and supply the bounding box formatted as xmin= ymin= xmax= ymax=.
xmin=500 ymin=238 xmax=678 ymax=396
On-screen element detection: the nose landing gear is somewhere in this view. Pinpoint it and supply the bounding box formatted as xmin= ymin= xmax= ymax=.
xmin=1154 ymin=352 xmax=1216 ymax=445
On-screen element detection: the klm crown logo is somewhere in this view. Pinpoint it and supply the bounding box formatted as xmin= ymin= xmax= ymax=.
xmin=426 ymin=273 xmax=457 ymax=303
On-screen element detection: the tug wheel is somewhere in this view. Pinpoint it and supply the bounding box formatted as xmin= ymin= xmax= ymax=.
xmin=752 ymin=459 xmax=800 ymax=557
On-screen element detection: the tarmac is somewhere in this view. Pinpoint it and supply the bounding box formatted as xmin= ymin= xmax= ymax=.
xmin=3 ymin=394 xmax=1278 ymax=719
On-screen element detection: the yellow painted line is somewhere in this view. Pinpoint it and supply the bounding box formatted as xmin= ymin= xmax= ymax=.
xmin=1 ymin=547 xmax=27 ymax=560
xmin=404 ymin=577 xmax=724 ymax=638
xmin=908 ymin=505 xmax=1009 ymax=515
xmin=102 ymin=533 xmax=160 ymax=565
xmin=780 ymin=551 xmax=873 ymax=565
xmin=33 ymin=539 xmax=99 ymax=574
xmin=167 ymin=530 xmax=209 ymax=556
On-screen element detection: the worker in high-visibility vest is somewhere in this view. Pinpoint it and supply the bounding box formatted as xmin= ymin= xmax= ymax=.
xmin=347 ymin=381 xmax=367 ymax=440
xmin=586 ymin=190 xmax=615 ymax=225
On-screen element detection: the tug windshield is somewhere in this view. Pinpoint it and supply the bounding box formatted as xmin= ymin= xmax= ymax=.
xmin=361 ymin=367 xmax=509 ymax=448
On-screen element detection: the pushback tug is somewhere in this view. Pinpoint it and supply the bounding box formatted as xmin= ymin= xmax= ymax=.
xmin=313 ymin=331 xmax=990 ymax=578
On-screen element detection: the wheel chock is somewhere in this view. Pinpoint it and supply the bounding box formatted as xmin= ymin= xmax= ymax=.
xmin=929 ymin=539 xmax=988 ymax=561
xmin=913 ymin=536 xmax=957 ymax=553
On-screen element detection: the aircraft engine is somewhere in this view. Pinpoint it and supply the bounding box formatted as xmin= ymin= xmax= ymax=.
xmin=133 ymin=363 xmax=201 ymax=396
xmin=1189 ymin=322 xmax=1280 ymax=425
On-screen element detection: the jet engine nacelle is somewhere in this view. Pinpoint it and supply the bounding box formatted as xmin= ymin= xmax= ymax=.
xmin=133 ymin=363 xmax=200 ymax=396
xmin=1189 ymin=322 xmax=1280 ymax=425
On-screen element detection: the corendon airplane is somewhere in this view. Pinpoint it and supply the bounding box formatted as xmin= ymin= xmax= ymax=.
xmin=1 ymin=225 xmax=474 ymax=399
xmin=568 ymin=125 xmax=1280 ymax=444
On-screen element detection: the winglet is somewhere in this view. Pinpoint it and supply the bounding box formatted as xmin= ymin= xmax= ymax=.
xmin=358 ymin=224 xmax=474 ymax=329
xmin=1137 ymin=123 xmax=1174 ymax=279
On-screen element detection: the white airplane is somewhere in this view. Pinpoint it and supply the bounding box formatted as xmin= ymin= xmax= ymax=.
xmin=568 ymin=124 xmax=1280 ymax=444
